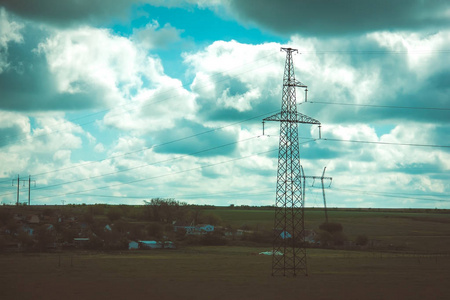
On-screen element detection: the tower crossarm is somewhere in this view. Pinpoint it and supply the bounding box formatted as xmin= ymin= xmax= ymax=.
xmin=303 ymin=175 xmax=332 ymax=181
xmin=263 ymin=112 xmax=321 ymax=125
xmin=285 ymin=79 xmax=307 ymax=88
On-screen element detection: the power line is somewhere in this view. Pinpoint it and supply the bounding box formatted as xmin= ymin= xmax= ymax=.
xmin=64 ymin=188 xmax=275 ymax=201
xmin=30 ymin=135 xmax=261 ymax=193
xmin=303 ymin=50 xmax=450 ymax=55
xmin=29 ymin=140 xmax=317 ymax=202
xmin=307 ymin=101 xmax=450 ymax=111
xmin=319 ymin=137 xmax=450 ymax=148
xmin=30 ymin=109 xmax=279 ymax=178
xmin=0 ymin=109 xmax=280 ymax=199
xmin=296 ymin=135 xmax=450 ymax=148
xmin=326 ymin=187 xmax=450 ymax=203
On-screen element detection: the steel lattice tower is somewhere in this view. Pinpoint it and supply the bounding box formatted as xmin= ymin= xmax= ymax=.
xmin=263 ymin=48 xmax=321 ymax=276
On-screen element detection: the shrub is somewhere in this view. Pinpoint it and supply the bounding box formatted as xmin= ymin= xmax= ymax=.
xmin=319 ymin=222 xmax=343 ymax=233
xmin=355 ymin=235 xmax=369 ymax=246
xmin=332 ymin=231 xmax=347 ymax=246
xmin=200 ymin=233 xmax=227 ymax=246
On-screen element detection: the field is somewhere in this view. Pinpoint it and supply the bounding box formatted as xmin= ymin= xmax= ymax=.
xmin=207 ymin=208 xmax=450 ymax=252
xmin=1 ymin=208 xmax=450 ymax=299
xmin=1 ymin=248 xmax=450 ymax=300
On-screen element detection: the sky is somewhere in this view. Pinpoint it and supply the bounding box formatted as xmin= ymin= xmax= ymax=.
xmin=0 ymin=0 xmax=449 ymax=208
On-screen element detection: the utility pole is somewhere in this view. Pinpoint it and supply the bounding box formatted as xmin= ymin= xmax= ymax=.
xmin=301 ymin=166 xmax=332 ymax=223
xmin=12 ymin=175 xmax=35 ymax=205
xmin=28 ymin=176 xmax=36 ymax=206
xmin=263 ymin=48 xmax=321 ymax=276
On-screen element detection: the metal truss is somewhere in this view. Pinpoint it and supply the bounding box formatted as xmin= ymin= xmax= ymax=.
xmin=263 ymin=48 xmax=321 ymax=276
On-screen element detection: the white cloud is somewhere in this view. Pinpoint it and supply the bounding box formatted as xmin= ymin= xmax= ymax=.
xmin=36 ymin=27 xmax=144 ymax=101
xmin=103 ymin=76 xmax=197 ymax=133
xmin=0 ymin=8 xmax=24 ymax=73
xmin=94 ymin=143 xmax=105 ymax=153
xmin=369 ymin=31 xmax=450 ymax=79
xmin=0 ymin=3 xmax=448 ymax=208
xmin=184 ymin=40 xmax=283 ymax=123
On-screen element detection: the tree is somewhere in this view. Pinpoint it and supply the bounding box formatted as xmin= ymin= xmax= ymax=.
xmin=89 ymin=204 xmax=105 ymax=216
xmin=318 ymin=222 xmax=347 ymax=247
xmin=355 ymin=235 xmax=369 ymax=246
xmin=143 ymin=198 xmax=183 ymax=222
xmin=319 ymin=222 xmax=343 ymax=233
xmin=200 ymin=212 xmax=222 ymax=226
xmin=146 ymin=223 xmax=163 ymax=240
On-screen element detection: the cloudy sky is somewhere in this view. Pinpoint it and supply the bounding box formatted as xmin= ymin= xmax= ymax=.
xmin=0 ymin=0 xmax=449 ymax=208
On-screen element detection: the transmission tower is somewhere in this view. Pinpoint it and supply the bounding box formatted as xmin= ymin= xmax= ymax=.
xmin=301 ymin=166 xmax=332 ymax=223
xmin=263 ymin=48 xmax=321 ymax=276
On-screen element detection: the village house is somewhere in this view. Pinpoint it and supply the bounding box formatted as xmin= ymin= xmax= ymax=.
xmin=27 ymin=215 xmax=40 ymax=224
xmin=173 ymin=223 xmax=214 ymax=235
xmin=138 ymin=240 xmax=175 ymax=249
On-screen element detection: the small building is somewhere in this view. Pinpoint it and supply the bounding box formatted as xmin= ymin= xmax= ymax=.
xmin=73 ymin=237 xmax=90 ymax=248
xmin=174 ymin=224 xmax=214 ymax=235
xmin=22 ymin=225 xmax=34 ymax=236
xmin=128 ymin=241 xmax=139 ymax=250
xmin=139 ymin=240 xmax=175 ymax=249
xmin=304 ymin=229 xmax=317 ymax=243
xmin=27 ymin=215 xmax=40 ymax=224
xmin=236 ymin=229 xmax=254 ymax=236
xmin=196 ymin=224 xmax=214 ymax=233
xmin=280 ymin=231 xmax=292 ymax=239
xmin=139 ymin=241 xmax=161 ymax=249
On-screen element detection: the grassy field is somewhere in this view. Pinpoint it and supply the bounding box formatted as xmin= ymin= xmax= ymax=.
xmin=207 ymin=208 xmax=450 ymax=252
xmin=2 ymin=208 xmax=450 ymax=299
xmin=1 ymin=247 xmax=450 ymax=300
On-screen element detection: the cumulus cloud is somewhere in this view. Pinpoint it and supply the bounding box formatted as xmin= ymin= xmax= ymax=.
xmin=37 ymin=27 xmax=144 ymax=101
xmin=0 ymin=24 xmax=124 ymax=111
xmin=0 ymin=8 xmax=23 ymax=73
xmin=0 ymin=110 xmax=30 ymax=147
xmin=284 ymin=33 xmax=450 ymax=126
xmin=1 ymin=24 xmax=173 ymax=112
xmin=0 ymin=115 xmax=87 ymax=182
xmin=184 ymin=40 xmax=283 ymax=124
xmin=223 ymin=0 xmax=450 ymax=36
xmin=0 ymin=2 xmax=448 ymax=207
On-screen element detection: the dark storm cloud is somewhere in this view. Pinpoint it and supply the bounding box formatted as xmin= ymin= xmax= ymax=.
xmin=226 ymin=0 xmax=450 ymax=36
xmin=0 ymin=26 xmax=106 ymax=112
xmin=0 ymin=0 xmax=134 ymax=26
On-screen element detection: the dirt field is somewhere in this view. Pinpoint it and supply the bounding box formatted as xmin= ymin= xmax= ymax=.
xmin=1 ymin=247 xmax=450 ymax=300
